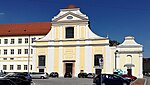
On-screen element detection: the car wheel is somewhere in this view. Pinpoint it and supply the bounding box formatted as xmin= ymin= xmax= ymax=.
xmin=102 ymin=83 xmax=106 ymax=85
xmin=123 ymin=83 xmax=127 ymax=85
xmin=41 ymin=76 xmax=44 ymax=79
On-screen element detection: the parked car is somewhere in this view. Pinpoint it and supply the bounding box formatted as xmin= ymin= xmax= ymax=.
xmin=0 ymin=79 xmax=17 ymax=85
xmin=30 ymin=72 xmax=49 ymax=79
xmin=64 ymin=73 xmax=72 ymax=78
xmin=14 ymin=72 xmax=32 ymax=82
xmin=87 ymin=73 xmax=95 ymax=78
xmin=78 ymin=73 xmax=88 ymax=78
xmin=4 ymin=74 xmax=31 ymax=85
xmin=93 ymin=74 xmax=131 ymax=85
xmin=121 ymin=74 xmax=137 ymax=81
xmin=49 ymin=72 xmax=59 ymax=78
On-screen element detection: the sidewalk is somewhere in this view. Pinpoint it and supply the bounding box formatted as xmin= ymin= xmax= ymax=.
xmin=130 ymin=78 xmax=146 ymax=85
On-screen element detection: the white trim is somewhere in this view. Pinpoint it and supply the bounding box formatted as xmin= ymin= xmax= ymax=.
xmin=84 ymin=40 xmax=92 ymax=73
xmin=139 ymin=54 xmax=143 ymax=78
xmin=32 ymin=47 xmax=36 ymax=71
xmin=77 ymin=25 xmax=79 ymax=39
xmin=48 ymin=42 xmax=54 ymax=73
xmin=103 ymin=46 xmax=110 ymax=73
xmin=85 ymin=24 xmax=89 ymax=39
xmin=75 ymin=42 xmax=80 ymax=76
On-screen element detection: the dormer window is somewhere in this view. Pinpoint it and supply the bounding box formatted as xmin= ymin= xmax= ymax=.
xmin=65 ymin=27 xmax=74 ymax=38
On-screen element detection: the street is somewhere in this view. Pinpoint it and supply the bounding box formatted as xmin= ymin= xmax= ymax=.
xmin=144 ymin=76 xmax=150 ymax=85
xmin=32 ymin=77 xmax=93 ymax=85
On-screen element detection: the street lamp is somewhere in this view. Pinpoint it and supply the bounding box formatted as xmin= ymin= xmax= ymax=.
xmin=115 ymin=50 xmax=118 ymax=70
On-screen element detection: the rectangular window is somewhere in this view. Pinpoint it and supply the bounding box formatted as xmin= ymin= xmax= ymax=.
xmin=4 ymin=49 xmax=7 ymax=55
xmin=18 ymin=49 xmax=21 ymax=54
xmin=32 ymin=38 xmax=36 ymax=43
xmin=4 ymin=39 xmax=8 ymax=44
xmin=25 ymin=49 xmax=28 ymax=54
xmin=10 ymin=58 xmax=14 ymax=60
xmin=10 ymin=49 xmax=14 ymax=54
xmin=18 ymin=38 xmax=22 ymax=44
xmin=10 ymin=39 xmax=14 ymax=44
xmin=25 ymin=38 xmax=28 ymax=43
xmin=38 ymin=56 xmax=45 ymax=66
xmin=10 ymin=65 xmax=13 ymax=70
xmin=24 ymin=65 xmax=27 ymax=70
xmin=3 ymin=65 xmax=7 ymax=70
xmin=0 ymin=50 xmax=1 ymax=55
xmin=17 ymin=65 xmax=21 ymax=70
xmin=0 ymin=39 xmax=1 ymax=44
xmin=3 ymin=58 xmax=7 ymax=60
xmin=94 ymin=54 xmax=103 ymax=66
xmin=66 ymin=27 xmax=74 ymax=38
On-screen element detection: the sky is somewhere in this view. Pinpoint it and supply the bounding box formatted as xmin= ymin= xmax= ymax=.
xmin=0 ymin=0 xmax=150 ymax=58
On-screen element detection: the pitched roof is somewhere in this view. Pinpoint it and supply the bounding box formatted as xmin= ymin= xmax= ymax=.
xmin=65 ymin=4 xmax=78 ymax=9
xmin=0 ymin=22 xmax=51 ymax=36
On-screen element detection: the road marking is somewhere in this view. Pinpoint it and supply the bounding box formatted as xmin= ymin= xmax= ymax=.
xmin=144 ymin=78 xmax=147 ymax=85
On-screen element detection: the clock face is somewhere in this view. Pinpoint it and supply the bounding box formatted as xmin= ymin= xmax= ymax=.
xmin=67 ymin=16 xmax=73 ymax=19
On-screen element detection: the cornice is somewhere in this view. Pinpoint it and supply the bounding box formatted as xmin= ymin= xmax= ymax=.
xmin=32 ymin=43 xmax=109 ymax=47
xmin=35 ymin=38 xmax=108 ymax=42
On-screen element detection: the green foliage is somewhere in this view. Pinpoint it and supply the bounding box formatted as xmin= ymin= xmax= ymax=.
xmin=109 ymin=40 xmax=120 ymax=46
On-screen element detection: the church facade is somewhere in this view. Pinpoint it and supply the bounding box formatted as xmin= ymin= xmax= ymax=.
xmin=32 ymin=5 xmax=143 ymax=78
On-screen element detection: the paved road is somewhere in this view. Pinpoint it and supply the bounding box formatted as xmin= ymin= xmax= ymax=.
xmin=32 ymin=77 xmax=93 ymax=85
xmin=144 ymin=76 xmax=150 ymax=85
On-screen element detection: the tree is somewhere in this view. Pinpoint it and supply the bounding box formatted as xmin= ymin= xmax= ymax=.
xmin=109 ymin=40 xmax=120 ymax=46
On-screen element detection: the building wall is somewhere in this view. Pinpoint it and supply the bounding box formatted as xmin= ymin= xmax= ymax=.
xmin=0 ymin=35 xmax=45 ymax=72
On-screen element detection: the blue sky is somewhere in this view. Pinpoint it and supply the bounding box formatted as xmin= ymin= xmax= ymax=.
xmin=0 ymin=0 xmax=150 ymax=57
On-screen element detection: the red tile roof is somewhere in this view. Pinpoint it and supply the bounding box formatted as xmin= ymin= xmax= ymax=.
xmin=65 ymin=4 xmax=78 ymax=9
xmin=0 ymin=22 xmax=51 ymax=36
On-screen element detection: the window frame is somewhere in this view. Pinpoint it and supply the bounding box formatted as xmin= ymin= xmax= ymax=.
xmin=3 ymin=65 xmax=7 ymax=70
xmin=10 ymin=65 xmax=14 ymax=70
xmin=10 ymin=39 xmax=14 ymax=44
xmin=4 ymin=49 xmax=7 ymax=55
xmin=25 ymin=38 xmax=28 ymax=43
xmin=65 ymin=27 xmax=74 ymax=38
xmin=4 ymin=39 xmax=8 ymax=44
xmin=17 ymin=65 xmax=21 ymax=70
xmin=10 ymin=49 xmax=14 ymax=55
xmin=18 ymin=38 xmax=22 ymax=44
xmin=25 ymin=49 xmax=28 ymax=54
xmin=24 ymin=65 xmax=27 ymax=70
xmin=18 ymin=49 xmax=21 ymax=54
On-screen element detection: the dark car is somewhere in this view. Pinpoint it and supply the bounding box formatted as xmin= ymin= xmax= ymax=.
xmin=93 ymin=74 xmax=131 ymax=85
xmin=4 ymin=73 xmax=31 ymax=85
xmin=87 ymin=73 xmax=95 ymax=78
xmin=49 ymin=72 xmax=59 ymax=78
xmin=78 ymin=73 xmax=88 ymax=78
xmin=0 ymin=79 xmax=17 ymax=85
xmin=121 ymin=74 xmax=137 ymax=81
xmin=64 ymin=73 xmax=72 ymax=78
xmin=15 ymin=72 xmax=32 ymax=82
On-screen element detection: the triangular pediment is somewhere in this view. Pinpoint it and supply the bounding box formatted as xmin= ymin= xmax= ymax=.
xmin=52 ymin=12 xmax=88 ymax=22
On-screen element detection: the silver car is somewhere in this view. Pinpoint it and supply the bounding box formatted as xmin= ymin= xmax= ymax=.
xmin=30 ymin=72 xmax=49 ymax=79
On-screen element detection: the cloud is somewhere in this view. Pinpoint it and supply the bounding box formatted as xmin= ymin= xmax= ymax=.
xmin=0 ymin=13 xmax=5 ymax=15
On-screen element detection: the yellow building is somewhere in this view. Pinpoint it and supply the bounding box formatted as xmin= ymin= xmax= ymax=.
xmin=32 ymin=5 xmax=143 ymax=78
xmin=0 ymin=5 xmax=143 ymax=78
